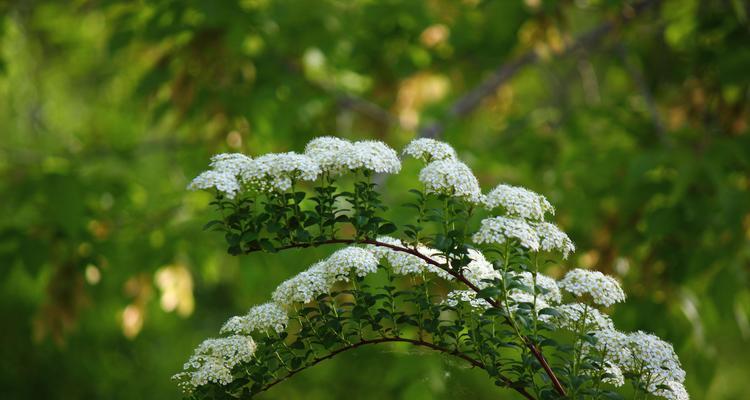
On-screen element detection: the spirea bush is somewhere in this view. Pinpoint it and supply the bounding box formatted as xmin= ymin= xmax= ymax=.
xmin=175 ymin=137 xmax=688 ymax=400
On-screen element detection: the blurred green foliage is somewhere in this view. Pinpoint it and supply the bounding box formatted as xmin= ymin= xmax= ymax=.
xmin=1 ymin=0 xmax=749 ymax=399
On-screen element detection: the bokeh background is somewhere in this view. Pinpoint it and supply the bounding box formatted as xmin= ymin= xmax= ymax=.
xmin=2 ymin=0 xmax=749 ymax=399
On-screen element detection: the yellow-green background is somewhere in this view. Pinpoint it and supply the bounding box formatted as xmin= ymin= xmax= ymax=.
xmin=1 ymin=0 xmax=749 ymax=399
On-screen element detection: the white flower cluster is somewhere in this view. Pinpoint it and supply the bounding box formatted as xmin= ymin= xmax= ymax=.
xmin=533 ymin=222 xmax=575 ymax=259
xmin=209 ymin=153 xmax=254 ymax=175
xmin=324 ymin=246 xmax=380 ymax=281
xmin=190 ymin=137 xmax=402 ymax=199
xmin=482 ymin=184 xmax=554 ymax=221
xmin=546 ymin=303 xmax=614 ymax=332
xmin=402 ymin=138 xmax=457 ymax=163
xmin=338 ymin=140 xmax=402 ymax=174
xmin=188 ymin=170 xmax=242 ymax=199
xmin=472 ymin=216 xmax=540 ymax=251
xmin=174 ymin=335 xmax=257 ymax=391
xmin=558 ymin=268 xmax=626 ymax=307
xmin=304 ymin=136 xmax=354 ymax=175
xmin=586 ymin=329 xmax=687 ymax=397
xmin=445 ymin=289 xmax=492 ymax=310
xmin=272 ymin=246 xmax=379 ymax=307
xmin=591 ymin=329 xmax=633 ymax=367
xmin=368 ymin=236 xmax=427 ymax=275
xmin=471 ymin=217 xmax=575 ymax=259
xmin=241 ymin=152 xmax=320 ymax=193
xmin=510 ymin=271 xmax=562 ymax=304
xmin=221 ymin=302 xmax=289 ymax=335
xmin=418 ymin=159 xmax=483 ymax=203
xmin=272 ymin=261 xmax=331 ymax=305
xmin=305 ymin=137 xmax=401 ymax=175
xmin=188 ymin=153 xmax=252 ymax=199
xmin=476 ymin=179 xmax=577 ymax=259
xmin=625 ymin=331 xmax=687 ymax=391
xmin=462 ymin=249 xmax=500 ymax=288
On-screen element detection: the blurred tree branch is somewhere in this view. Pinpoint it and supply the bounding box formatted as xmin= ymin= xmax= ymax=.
xmin=336 ymin=93 xmax=399 ymax=127
xmin=616 ymin=42 xmax=671 ymax=146
xmin=418 ymin=0 xmax=664 ymax=139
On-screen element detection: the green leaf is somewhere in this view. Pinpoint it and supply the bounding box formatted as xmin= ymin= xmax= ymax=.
xmin=354 ymin=215 xmax=368 ymax=227
xmin=538 ymin=307 xmax=561 ymax=317
xmin=377 ymin=223 xmax=397 ymax=235
xmin=477 ymin=286 xmax=501 ymax=299
xmin=241 ymin=230 xmax=258 ymax=242
xmin=202 ymin=220 xmax=225 ymax=231
xmin=259 ymin=239 xmax=276 ymax=253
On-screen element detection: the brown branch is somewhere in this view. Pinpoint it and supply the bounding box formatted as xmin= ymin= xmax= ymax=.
xmin=615 ymin=42 xmax=670 ymax=146
xmin=336 ymin=94 xmax=400 ymax=127
xmin=417 ymin=0 xmax=663 ymax=139
xmin=253 ymin=336 xmax=535 ymax=400
xmin=246 ymin=238 xmax=567 ymax=396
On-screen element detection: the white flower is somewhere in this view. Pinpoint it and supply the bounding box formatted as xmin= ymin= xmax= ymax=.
xmin=558 ymin=269 xmax=626 ymax=307
xmin=188 ymin=153 xmax=255 ymax=199
xmin=586 ymin=330 xmax=686 ymax=395
xmin=482 ymin=184 xmax=554 ymax=220
xmin=188 ymin=170 xmax=242 ymax=199
xmin=241 ymin=152 xmax=320 ymax=193
xmin=324 ymin=247 xmax=379 ymax=281
xmin=195 ymin=335 xmax=256 ymax=367
xmin=511 ymin=271 xmax=562 ymax=304
xmin=653 ymin=380 xmax=689 ymax=400
xmin=176 ymin=356 xmax=233 ymax=390
xmin=402 ymin=138 xmax=457 ymax=162
xmin=368 ymin=236 xmax=427 ymax=275
xmin=605 ymin=363 xmax=626 ymax=387
xmin=175 ymin=335 xmax=257 ymax=391
xmin=294 ymin=263 xmax=334 ymax=303
xmin=271 ymin=278 xmax=297 ymax=306
xmin=418 ymin=159 xmax=482 ymax=203
xmin=445 ymin=290 xmax=492 ymax=310
xmin=625 ymin=331 xmax=686 ymax=387
xmin=334 ymin=140 xmax=401 ymax=174
xmin=463 ymin=249 xmax=500 ymax=288
xmin=591 ymin=329 xmax=633 ymax=367
xmin=533 ymin=222 xmax=575 ymax=259
xmin=209 ymin=153 xmax=254 ymax=176
xmin=304 ymin=136 xmax=354 ymax=175
xmin=221 ymin=302 xmax=288 ymax=334
xmin=272 ymin=261 xmax=332 ymax=305
xmin=546 ymin=303 xmax=614 ymax=332
xmin=472 ymin=216 xmax=540 ymax=251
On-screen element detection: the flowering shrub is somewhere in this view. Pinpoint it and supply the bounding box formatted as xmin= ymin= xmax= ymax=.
xmin=175 ymin=137 xmax=688 ymax=400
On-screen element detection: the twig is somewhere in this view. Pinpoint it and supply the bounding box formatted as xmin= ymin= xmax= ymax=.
xmin=417 ymin=0 xmax=663 ymax=139
xmin=253 ymin=336 xmax=535 ymax=400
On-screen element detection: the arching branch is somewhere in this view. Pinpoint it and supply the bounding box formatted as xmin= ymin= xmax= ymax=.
xmin=253 ymin=336 xmax=535 ymax=400
xmin=245 ymin=237 xmax=566 ymax=396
